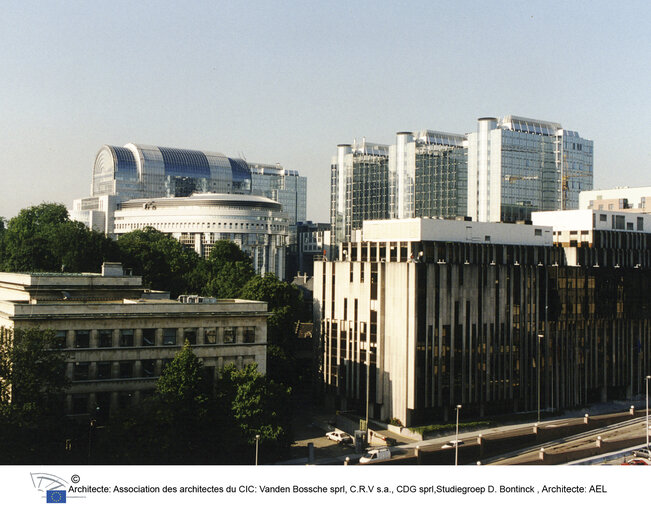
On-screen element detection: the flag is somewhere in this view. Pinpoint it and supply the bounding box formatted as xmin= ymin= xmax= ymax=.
xmin=46 ymin=490 xmax=66 ymax=503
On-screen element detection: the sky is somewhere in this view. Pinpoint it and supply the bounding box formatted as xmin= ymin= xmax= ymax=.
xmin=1 ymin=0 xmax=649 ymax=223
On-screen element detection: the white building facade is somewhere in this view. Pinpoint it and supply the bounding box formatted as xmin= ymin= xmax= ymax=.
xmin=113 ymin=194 xmax=288 ymax=275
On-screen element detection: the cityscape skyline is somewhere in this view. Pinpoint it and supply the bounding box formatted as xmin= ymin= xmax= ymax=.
xmin=1 ymin=1 xmax=650 ymax=222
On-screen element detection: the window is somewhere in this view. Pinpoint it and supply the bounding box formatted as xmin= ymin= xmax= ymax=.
xmin=243 ymin=327 xmax=255 ymax=344
xmin=98 ymin=330 xmax=113 ymax=348
xmin=120 ymin=329 xmax=134 ymax=347
xmin=142 ymin=329 xmax=156 ymax=346
xmin=97 ymin=362 xmax=112 ymax=380
xmin=73 ymin=362 xmax=90 ymax=381
xmin=599 ymin=214 xmax=607 ymax=222
xmin=224 ymin=327 xmax=236 ymax=344
xmin=638 ymin=217 xmax=644 ymax=231
xmin=53 ymin=330 xmax=67 ymax=349
xmin=163 ymin=329 xmax=177 ymax=345
xmin=119 ymin=361 xmax=134 ymax=379
xmin=183 ymin=328 xmax=197 ymax=345
xmin=534 ymin=229 xmax=542 ymax=236
xmin=142 ymin=359 xmax=156 ymax=378
xmin=75 ymin=330 xmax=90 ymax=348
xmin=205 ymin=328 xmax=217 ymax=344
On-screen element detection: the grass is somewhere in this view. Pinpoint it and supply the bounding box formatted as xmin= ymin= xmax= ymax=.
xmin=411 ymin=420 xmax=492 ymax=436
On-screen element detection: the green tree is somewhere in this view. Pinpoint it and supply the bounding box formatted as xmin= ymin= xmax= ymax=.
xmin=0 ymin=203 xmax=118 ymax=273
xmin=156 ymin=342 xmax=208 ymax=405
xmin=116 ymin=227 xmax=204 ymax=298
xmin=202 ymin=240 xmax=255 ymax=298
xmin=218 ymin=363 xmax=292 ymax=462
xmin=0 ymin=328 xmax=70 ymax=463
xmin=239 ymin=273 xmax=310 ymax=385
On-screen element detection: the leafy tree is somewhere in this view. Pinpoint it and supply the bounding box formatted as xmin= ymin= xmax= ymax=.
xmin=218 ymin=363 xmax=292 ymax=462
xmin=116 ymin=227 xmax=204 ymax=298
xmin=0 ymin=328 xmax=70 ymax=463
xmin=0 ymin=203 xmax=118 ymax=273
xmin=156 ymin=342 xmax=208 ymax=405
xmin=202 ymin=240 xmax=255 ymax=298
xmin=239 ymin=273 xmax=310 ymax=385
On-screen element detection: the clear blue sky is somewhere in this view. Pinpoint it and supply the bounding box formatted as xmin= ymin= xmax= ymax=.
xmin=1 ymin=0 xmax=649 ymax=222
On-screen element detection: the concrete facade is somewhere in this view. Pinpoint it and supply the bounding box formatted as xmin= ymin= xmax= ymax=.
xmin=314 ymin=218 xmax=651 ymax=426
xmin=0 ymin=264 xmax=268 ymax=419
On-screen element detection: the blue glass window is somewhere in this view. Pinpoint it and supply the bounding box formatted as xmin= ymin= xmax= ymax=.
xmin=159 ymin=147 xmax=211 ymax=178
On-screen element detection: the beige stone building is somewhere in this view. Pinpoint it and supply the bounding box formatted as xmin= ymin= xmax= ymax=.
xmin=0 ymin=263 xmax=268 ymax=419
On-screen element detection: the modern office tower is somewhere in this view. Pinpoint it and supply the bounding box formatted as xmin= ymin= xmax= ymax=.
xmin=314 ymin=215 xmax=650 ymax=427
xmin=467 ymin=116 xmax=593 ymax=222
xmin=389 ymin=130 xmax=468 ymax=220
xmin=249 ymin=162 xmax=308 ymax=244
xmin=0 ymin=263 xmax=268 ymax=419
xmin=579 ymin=186 xmax=651 ymax=213
xmin=330 ymin=139 xmax=390 ymax=244
xmin=331 ymin=115 xmax=592 ymax=242
xmin=113 ymin=194 xmax=288 ymax=276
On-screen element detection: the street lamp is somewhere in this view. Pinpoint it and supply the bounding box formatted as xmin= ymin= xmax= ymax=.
xmin=255 ymin=434 xmax=260 ymax=466
xmin=537 ymin=334 xmax=544 ymax=424
xmin=455 ymin=405 xmax=462 ymax=466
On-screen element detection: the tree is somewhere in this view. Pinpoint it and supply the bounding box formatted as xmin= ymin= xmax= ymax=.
xmin=156 ymin=342 xmax=208 ymax=405
xmin=218 ymin=363 xmax=292 ymax=463
xmin=239 ymin=273 xmax=310 ymax=385
xmin=0 ymin=203 xmax=118 ymax=273
xmin=202 ymin=240 xmax=255 ymax=298
xmin=0 ymin=328 xmax=70 ymax=463
xmin=0 ymin=328 xmax=69 ymax=409
xmin=116 ymin=227 xmax=204 ymax=298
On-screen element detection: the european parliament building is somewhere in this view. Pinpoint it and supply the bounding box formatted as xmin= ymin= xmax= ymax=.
xmin=71 ymin=143 xmax=307 ymax=276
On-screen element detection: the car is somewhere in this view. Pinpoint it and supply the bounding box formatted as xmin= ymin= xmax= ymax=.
xmin=359 ymin=448 xmax=391 ymax=464
xmin=621 ymin=458 xmax=650 ymax=465
xmin=441 ymin=440 xmax=465 ymax=449
xmin=325 ymin=431 xmax=353 ymax=444
xmin=632 ymin=448 xmax=651 ymax=459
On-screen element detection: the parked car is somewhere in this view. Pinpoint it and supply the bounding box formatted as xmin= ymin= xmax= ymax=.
xmin=621 ymin=458 xmax=650 ymax=465
xmin=325 ymin=431 xmax=353 ymax=444
xmin=359 ymin=448 xmax=391 ymax=464
xmin=632 ymin=448 xmax=651 ymax=459
xmin=442 ymin=440 xmax=464 ymax=449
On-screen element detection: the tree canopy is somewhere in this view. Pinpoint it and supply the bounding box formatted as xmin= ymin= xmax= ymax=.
xmin=202 ymin=240 xmax=256 ymax=298
xmin=116 ymin=227 xmax=203 ymax=298
xmin=0 ymin=203 xmax=118 ymax=273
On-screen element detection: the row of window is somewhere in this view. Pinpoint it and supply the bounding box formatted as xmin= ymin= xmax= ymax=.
xmin=73 ymin=359 xmax=171 ymax=381
xmin=55 ymin=327 xmax=256 ymax=349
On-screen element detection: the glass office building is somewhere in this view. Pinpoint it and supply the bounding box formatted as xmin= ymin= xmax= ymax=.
xmin=330 ymin=140 xmax=390 ymax=244
xmin=468 ymin=116 xmax=593 ymax=222
xmin=389 ymin=130 xmax=468 ymax=220
xmin=331 ymin=115 xmax=593 ymax=243
xmin=74 ymin=143 xmax=306 ymax=237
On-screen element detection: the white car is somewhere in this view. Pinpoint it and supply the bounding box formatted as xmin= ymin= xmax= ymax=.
xmin=325 ymin=431 xmax=353 ymax=444
xmin=441 ymin=440 xmax=464 ymax=449
xmin=632 ymin=447 xmax=651 ymax=459
xmin=359 ymin=448 xmax=391 ymax=464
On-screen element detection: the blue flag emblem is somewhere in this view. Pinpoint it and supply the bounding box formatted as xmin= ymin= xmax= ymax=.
xmin=46 ymin=490 xmax=67 ymax=503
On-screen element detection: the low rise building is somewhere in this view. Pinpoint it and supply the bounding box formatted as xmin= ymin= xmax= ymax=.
xmin=0 ymin=263 xmax=268 ymax=419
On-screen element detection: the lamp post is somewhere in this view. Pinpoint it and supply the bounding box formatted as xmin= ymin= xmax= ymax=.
xmin=646 ymin=376 xmax=650 ymax=450
xmin=255 ymin=434 xmax=260 ymax=466
xmin=455 ymin=404 xmax=462 ymax=466
xmin=537 ymin=334 xmax=543 ymax=423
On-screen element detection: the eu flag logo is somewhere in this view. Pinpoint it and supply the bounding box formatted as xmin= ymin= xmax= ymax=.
xmin=46 ymin=490 xmax=66 ymax=503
